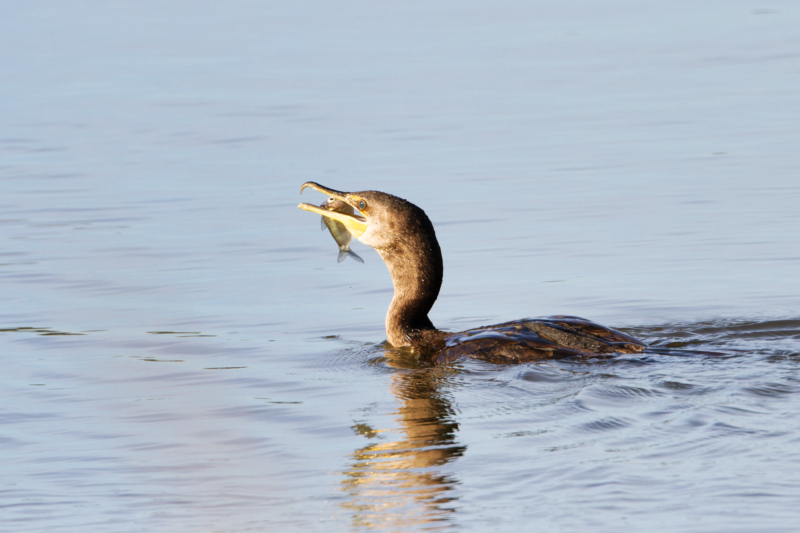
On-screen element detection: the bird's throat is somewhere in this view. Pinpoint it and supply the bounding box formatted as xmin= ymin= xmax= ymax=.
xmin=378 ymin=240 xmax=443 ymax=347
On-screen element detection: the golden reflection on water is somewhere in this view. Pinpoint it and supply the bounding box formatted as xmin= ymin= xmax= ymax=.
xmin=340 ymin=349 xmax=466 ymax=530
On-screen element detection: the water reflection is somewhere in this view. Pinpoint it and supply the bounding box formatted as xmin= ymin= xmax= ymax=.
xmin=341 ymin=348 xmax=465 ymax=530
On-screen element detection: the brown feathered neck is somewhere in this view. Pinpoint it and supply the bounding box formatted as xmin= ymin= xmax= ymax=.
xmin=354 ymin=191 xmax=443 ymax=347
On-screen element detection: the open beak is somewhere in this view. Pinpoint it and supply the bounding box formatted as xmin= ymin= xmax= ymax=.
xmin=298 ymin=182 xmax=369 ymax=238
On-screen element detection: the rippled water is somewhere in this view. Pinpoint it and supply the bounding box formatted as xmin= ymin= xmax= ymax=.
xmin=2 ymin=1 xmax=800 ymax=532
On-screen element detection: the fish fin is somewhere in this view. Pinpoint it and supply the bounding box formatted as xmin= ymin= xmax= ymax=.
xmin=338 ymin=249 xmax=364 ymax=263
xmin=347 ymin=250 xmax=364 ymax=264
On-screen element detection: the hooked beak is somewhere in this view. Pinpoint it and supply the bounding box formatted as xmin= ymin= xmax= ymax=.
xmin=298 ymin=182 xmax=369 ymax=238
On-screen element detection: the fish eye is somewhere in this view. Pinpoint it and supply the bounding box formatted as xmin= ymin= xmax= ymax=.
xmin=358 ymin=200 xmax=366 ymax=210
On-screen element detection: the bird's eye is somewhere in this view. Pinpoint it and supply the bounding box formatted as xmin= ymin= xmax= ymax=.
xmin=359 ymin=200 xmax=366 ymax=210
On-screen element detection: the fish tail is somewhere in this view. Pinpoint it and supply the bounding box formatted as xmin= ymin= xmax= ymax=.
xmin=338 ymin=248 xmax=364 ymax=263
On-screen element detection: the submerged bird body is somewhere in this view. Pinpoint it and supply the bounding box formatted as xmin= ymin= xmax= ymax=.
xmin=299 ymin=183 xmax=646 ymax=363
xmin=320 ymin=198 xmax=364 ymax=264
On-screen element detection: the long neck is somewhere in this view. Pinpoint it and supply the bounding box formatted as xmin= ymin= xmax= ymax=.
xmin=377 ymin=224 xmax=443 ymax=347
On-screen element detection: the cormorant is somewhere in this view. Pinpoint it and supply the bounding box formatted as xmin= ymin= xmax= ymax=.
xmin=299 ymin=182 xmax=646 ymax=364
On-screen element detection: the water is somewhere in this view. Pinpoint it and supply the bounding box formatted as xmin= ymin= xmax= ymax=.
xmin=2 ymin=1 xmax=800 ymax=531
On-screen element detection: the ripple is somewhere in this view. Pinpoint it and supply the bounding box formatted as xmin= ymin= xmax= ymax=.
xmin=588 ymin=384 xmax=664 ymax=400
xmin=657 ymin=380 xmax=717 ymax=396
xmin=1 ymin=326 xmax=86 ymax=336
xmin=742 ymin=382 xmax=800 ymax=397
xmin=580 ymin=416 xmax=634 ymax=433
xmin=305 ymin=342 xmax=395 ymax=376
xmin=710 ymin=422 xmax=763 ymax=437
xmin=519 ymin=367 xmax=569 ymax=383
xmin=630 ymin=317 xmax=800 ymax=356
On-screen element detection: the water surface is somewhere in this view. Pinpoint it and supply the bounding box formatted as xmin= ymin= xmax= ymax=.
xmin=2 ymin=1 xmax=800 ymax=531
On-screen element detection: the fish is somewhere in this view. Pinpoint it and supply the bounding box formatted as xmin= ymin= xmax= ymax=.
xmin=320 ymin=198 xmax=364 ymax=263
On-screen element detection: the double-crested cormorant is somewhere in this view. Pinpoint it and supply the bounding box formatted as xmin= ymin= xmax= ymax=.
xmin=299 ymin=182 xmax=647 ymax=364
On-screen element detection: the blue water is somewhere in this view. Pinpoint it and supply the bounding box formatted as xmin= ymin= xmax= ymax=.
xmin=2 ymin=1 xmax=800 ymax=531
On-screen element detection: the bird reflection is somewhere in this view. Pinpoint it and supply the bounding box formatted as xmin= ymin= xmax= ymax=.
xmin=340 ymin=348 xmax=466 ymax=530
